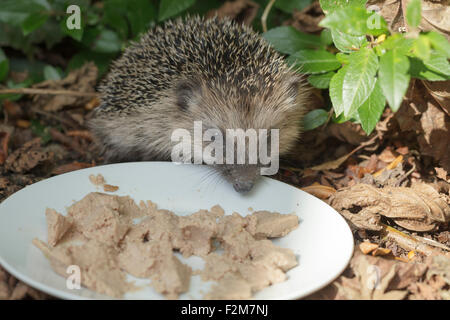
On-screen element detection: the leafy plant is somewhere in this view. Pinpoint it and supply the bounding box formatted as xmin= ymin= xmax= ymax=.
xmin=0 ymin=0 xmax=448 ymax=136
xmin=0 ymin=0 xmax=159 ymax=89
xmin=264 ymin=0 xmax=450 ymax=134
xmin=0 ymin=0 xmax=296 ymax=89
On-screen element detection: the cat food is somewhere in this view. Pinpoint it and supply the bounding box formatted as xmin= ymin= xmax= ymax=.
xmin=34 ymin=180 xmax=299 ymax=299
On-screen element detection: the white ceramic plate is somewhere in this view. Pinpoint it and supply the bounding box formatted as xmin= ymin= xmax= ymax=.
xmin=0 ymin=162 xmax=353 ymax=300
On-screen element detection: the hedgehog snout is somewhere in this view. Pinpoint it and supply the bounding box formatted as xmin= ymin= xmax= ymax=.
xmin=232 ymin=180 xmax=255 ymax=194
xmin=218 ymin=164 xmax=260 ymax=194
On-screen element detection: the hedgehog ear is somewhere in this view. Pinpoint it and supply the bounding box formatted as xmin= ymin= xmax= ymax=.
xmin=175 ymin=79 xmax=200 ymax=110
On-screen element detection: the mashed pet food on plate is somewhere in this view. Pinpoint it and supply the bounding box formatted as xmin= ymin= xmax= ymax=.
xmin=33 ymin=176 xmax=299 ymax=299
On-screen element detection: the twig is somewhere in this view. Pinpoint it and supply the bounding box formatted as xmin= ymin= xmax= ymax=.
xmin=261 ymin=0 xmax=276 ymax=33
xmin=0 ymin=88 xmax=98 ymax=97
xmin=395 ymin=162 xmax=416 ymax=186
xmin=31 ymin=107 xmax=77 ymax=128
xmin=49 ymin=128 xmax=86 ymax=155
xmin=66 ymin=130 xmax=94 ymax=141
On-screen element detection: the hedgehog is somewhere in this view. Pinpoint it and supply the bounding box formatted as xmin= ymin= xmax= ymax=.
xmin=89 ymin=16 xmax=308 ymax=193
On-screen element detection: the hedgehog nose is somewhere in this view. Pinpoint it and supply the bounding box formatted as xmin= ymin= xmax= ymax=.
xmin=233 ymin=181 xmax=254 ymax=194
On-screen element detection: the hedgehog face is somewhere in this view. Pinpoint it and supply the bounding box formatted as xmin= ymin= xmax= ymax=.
xmin=174 ymin=75 xmax=306 ymax=193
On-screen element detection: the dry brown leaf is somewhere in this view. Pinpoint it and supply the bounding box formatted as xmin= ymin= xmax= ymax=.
xmin=435 ymin=167 xmax=449 ymax=182
xmin=9 ymin=282 xmax=29 ymax=300
xmin=359 ymin=242 xmax=379 ymax=254
xmin=366 ymin=0 xmax=404 ymax=33
xmin=84 ymin=96 xmax=100 ymax=111
xmin=423 ymin=81 xmax=450 ymax=116
xmin=421 ymin=1 xmax=450 ymax=39
xmin=409 ymin=255 xmax=450 ymax=300
xmin=301 ymin=184 xmax=336 ymax=199
xmin=309 ymin=153 xmax=351 ymax=171
xmin=15 ymin=119 xmax=31 ymax=129
xmin=310 ymin=249 xmax=434 ymax=300
xmin=326 ymin=121 xmax=368 ymax=146
xmin=329 ymin=183 xmax=450 ymax=232
xmin=51 ymin=161 xmax=95 ymax=175
xmin=207 ymin=0 xmax=259 ymax=26
xmin=335 ymin=253 xmax=408 ymax=300
xmin=3 ymin=100 xmax=23 ymax=119
xmin=309 ymin=134 xmax=379 ymax=172
xmin=367 ymin=0 xmax=450 ymax=38
xmin=286 ymin=1 xmax=325 ymax=34
xmin=31 ymin=62 xmax=98 ymax=112
xmin=372 ymin=248 xmax=392 ymax=257
xmin=4 ymin=138 xmax=53 ymax=173
xmin=417 ymin=101 xmax=450 ymax=172
xmin=373 ymin=155 xmax=403 ymax=177
xmin=0 ymin=131 xmax=10 ymax=165
xmin=103 ymin=184 xmax=119 ymax=192
xmin=396 ymin=81 xmax=450 ymax=172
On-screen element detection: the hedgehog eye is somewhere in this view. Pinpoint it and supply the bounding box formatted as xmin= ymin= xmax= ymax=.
xmin=176 ymin=80 xmax=200 ymax=111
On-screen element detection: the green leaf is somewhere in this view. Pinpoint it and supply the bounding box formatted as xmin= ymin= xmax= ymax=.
xmin=263 ymin=26 xmax=322 ymax=55
xmin=187 ymin=0 xmax=222 ymax=15
xmin=43 ymin=65 xmax=62 ymax=81
xmin=406 ymin=0 xmax=421 ymax=28
xmin=158 ymin=0 xmax=196 ymax=22
xmin=331 ymin=29 xmax=367 ymax=53
xmin=412 ymin=35 xmax=431 ymax=61
xmin=358 ymin=79 xmax=385 ymax=134
xmin=331 ymin=112 xmax=350 ymax=123
xmin=319 ymin=6 xmax=387 ymax=36
xmin=31 ymin=18 xmax=64 ymax=50
xmin=30 ymin=119 xmax=51 ymax=144
xmin=376 ymin=34 xmax=414 ymax=56
xmin=86 ymin=10 xmax=100 ymax=26
xmin=308 ymin=71 xmax=335 ymax=89
xmin=68 ymin=50 xmax=118 ymax=77
xmin=91 ymin=29 xmax=122 ymax=53
xmin=103 ymin=0 xmax=129 ymax=39
xmin=275 ymin=0 xmax=312 ymax=14
xmin=336 ymin=53 xmax=350 ymax=64
xmin=303 ymin=109 xmax=329 ymax=131
xmin=9 ymin=57 xmax=46 ymax=83
xmin=21 ymin=12 xmax=48 ymax=36
xmin=127 ymin=0 xmax=156 ymax=36
xmin=0 ymin=0 xmax=49 ymax=26
xmin=426 ymin=31 xmax=450 ymax=59
xmin=319 ymin=0 xmax=367 ymax=14
xmin=342 ymin=47 xmax=378 ymax=117
xmin=287 ymin=50 xmax=341 ymax=74
xmin=423 ymin=52 xmax=450 ymax=76
xmin=0 ymin=49 xmax=9 ymax=82
xmin=320 ymin=29 xmax=333 ymax=46
xmin=408 ymin=58 xmax=449 ymax=81
xmin=329 ymin=65 xmax=348 ymax=116
xmin=60 ymin=16 xmax=83 ymax=41
xmin=378 ymin=49 xmax=410 ymax=112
